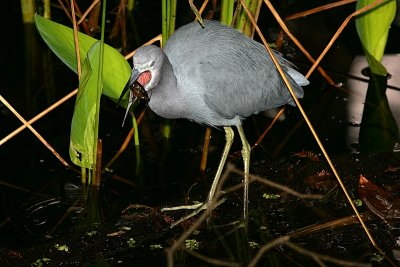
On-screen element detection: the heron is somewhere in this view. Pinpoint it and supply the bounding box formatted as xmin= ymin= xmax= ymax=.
xmin=118 ymin=20 xmax=308 ymax=226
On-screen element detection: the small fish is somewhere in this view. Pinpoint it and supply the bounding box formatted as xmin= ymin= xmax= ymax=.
xmin=118 ymin=80 xmax=149 ymax=127
xmin=131 ymin=80 xmax=149 ymax=103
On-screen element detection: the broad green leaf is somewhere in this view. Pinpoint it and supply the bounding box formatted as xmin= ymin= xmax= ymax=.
xmin=34 ymin=14 xmax=131 ymax=105
xmin=69 ymin=42 xmax=103 ymax=168
xmin=355 ymin=0 xmax=396 ymax=74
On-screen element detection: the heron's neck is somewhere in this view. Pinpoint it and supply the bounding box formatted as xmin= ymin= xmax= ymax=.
xmin=148 ymin=55 xmax=183 ymax=119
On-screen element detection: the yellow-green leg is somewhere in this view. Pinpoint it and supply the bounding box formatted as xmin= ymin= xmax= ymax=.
xmin=161 ymin=127 xmax=234 ymax=227
xmin=206 ymin=127 xmax=234 ymax=204
xmin=236 ymin=124 xmax=251 ymax=225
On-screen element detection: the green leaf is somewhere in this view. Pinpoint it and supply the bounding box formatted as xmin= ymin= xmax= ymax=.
xmin=355 ymin=0 xmax=396 ymax=74
xmin=363 ymin=49 xmax=388 ymax=75
xmin=34 ymin=14 xmax=135 ymax=168
xmin=34 ymin=14 xmax=131 ymax=105
xmin=69 ymin=42 xmax=103 ymax=168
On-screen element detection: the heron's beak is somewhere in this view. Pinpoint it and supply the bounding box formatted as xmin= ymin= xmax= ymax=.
xmin=118 ymin=69 xmax=140 ymax=106
xmin=118 ymin=69 xmax=140 ymax=127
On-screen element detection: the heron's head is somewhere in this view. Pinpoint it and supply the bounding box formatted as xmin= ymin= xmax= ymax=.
xmin=118 ymin=45 xmax=164 ymax=126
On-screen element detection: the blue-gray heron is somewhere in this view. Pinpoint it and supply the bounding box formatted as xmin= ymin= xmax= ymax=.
xmin=119 ymin=20 xmax=308 ymax=225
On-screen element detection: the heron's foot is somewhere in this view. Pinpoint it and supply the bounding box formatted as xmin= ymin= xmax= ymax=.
xmin=161 ymin=199 xmax=226 ymax=228
xmin=161 ymin=202 xmax=204 ymax=211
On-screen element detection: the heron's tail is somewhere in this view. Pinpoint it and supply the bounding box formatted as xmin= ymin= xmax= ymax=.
xmin=287 ymin=67 xmax=309 ymax=87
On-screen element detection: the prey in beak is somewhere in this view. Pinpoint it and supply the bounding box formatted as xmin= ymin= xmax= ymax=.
xmin=118 ymin=69 xmax=150 ymax=127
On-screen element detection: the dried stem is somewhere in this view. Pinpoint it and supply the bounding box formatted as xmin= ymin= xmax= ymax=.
xmin=199 ymin=0 xmax=210 ymax=15
xmin=287 ymin=213 xmax=371 ymax=238
xmin=285 ymin=0 xmax=356 ymax=20
xmin=70 ymin=0 xmax=82 ymax=79
xmin=0 ymin=89 xmax=78 ymax=146
xmin=305 ymin=0 xmax=385 ymax=78
xmin=0 ymin=95 xmax=70 ymax=168
xmin=57 ymin=0 xmax=73 ymax=23
xmin=166 ymin=164 xmax=235 ymax=267
xmin=252 ymin=107 xmax=285 ymax=150
xmin=72 ymin=1 xmax=90 ymax=33
xmin=262 ymin=0 xmax=335 ymax=84
xmin=240 ymin=0 xmax=379 ymax=252
xmin=124 ymin=34 xmax=162 ymax=59
xmin=227 ymin=165 xmax=323 ymax=199
xmin=104 ymin=108 xmax=146 ymax=169
xmin=77 ymin=0 xmax=100 ymax=25
xmin=200 ymin=127 xmax=212 ymax=172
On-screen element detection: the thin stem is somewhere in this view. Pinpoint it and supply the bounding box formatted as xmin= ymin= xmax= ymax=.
xmin=263 ymin=0 xmax=335 ymax=85
xmin=0 ymin=95 xmax=70 ymax=168
xmin=92 ymin=0 xmax=107 ymax=185
xmin=285 ymin=0 xmax=357 ymax=20
xmin=305 ymin=0 xmax=385 ymax=78
xmin=0 ymin=89 xmax=78 ymax=146
xmin=71 ymin=0 xmax=81 ymax=79
xmin=242 ymin=0 xmax=379 ymax=250
xmin=77 ymin=0 xmax=100 ymax=25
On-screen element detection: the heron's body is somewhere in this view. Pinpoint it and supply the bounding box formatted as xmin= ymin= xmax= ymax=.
xmin=120 ymin=20 xmax=308 ymax=227
xmin=134 ymin=20 xmax=307 ymax=126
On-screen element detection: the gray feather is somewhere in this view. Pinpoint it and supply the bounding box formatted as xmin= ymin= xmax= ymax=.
xmin=135 ymin=20 xmax=308 ymax=127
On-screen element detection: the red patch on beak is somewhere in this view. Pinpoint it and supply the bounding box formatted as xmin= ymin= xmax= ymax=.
xmin=138 ymin=71 xmax=152 ymax=87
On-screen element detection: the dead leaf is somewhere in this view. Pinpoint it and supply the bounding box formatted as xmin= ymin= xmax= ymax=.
xmin=358 ymin=174 xmax=400 ymax=219
xmin=294 ymin=151 xmax=320 ymax=162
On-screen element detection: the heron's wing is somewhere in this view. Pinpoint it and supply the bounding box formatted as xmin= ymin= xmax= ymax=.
xmin=273 ymin=51 xmax=309 ymax=86
xmin=199 ymin=46 xmax=304 ymax=120
xmin=164 ymin=20 xmax=306 ymax=120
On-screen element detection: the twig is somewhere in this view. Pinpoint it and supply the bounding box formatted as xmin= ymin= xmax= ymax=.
xmin=166 ymin=164 xmax=235 ymax=267
xmin=200 ymin=127 xmax=212 ymax=172
xmin=77 ymin=0 xmax=100 ymax=25
xmin=0 ymin=36 xmax=146 ymax=148
xmin=263 ymin=0 xmax=335 ymax=85
xmin=305 ymin=0 xmax=385 ymax=78
xmin=58 ymin=0 xmax=73 ymax=23
xmin=228 ymin=165 xmax=323 ymax=199
xmin=240 ymin=0 xmax=379 ymax=250
xmin=252 ymin=107 xmax=285 ymax=150
xmin=0 ymin=89 xmax=78 ymax=146
xmin=287 ymin=213 xmax=371 ymax=238
xmin=0 ymin=95 xmax=70 ymax=168
xmin=104 ymin=108 xmax=146 ymax=169
xmin=189 ymin=0 xmax=204 ymax=26
xmin=198 ymin=0 xmax=210 ymax=15
xmin=124 ymin=34 xmax=162 ymax=59
xmin=71 ymin=0 xmax=82 ymax=79
xmin=72 ymin=0 xmax=90 ymax=34
xmin=285 ymin=0 xmax=356 ymax=20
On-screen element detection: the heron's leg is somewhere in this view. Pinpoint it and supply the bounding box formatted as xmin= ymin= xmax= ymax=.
xmin=162 ymin=127 xmax=234 ymax=209
xmin=160 ymin=127 xmax=234 ymax=227
xmin=206 ymin=126 xmax=234 ymax=204
xmin=236 ymin=124 xmax=251 ymax=225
